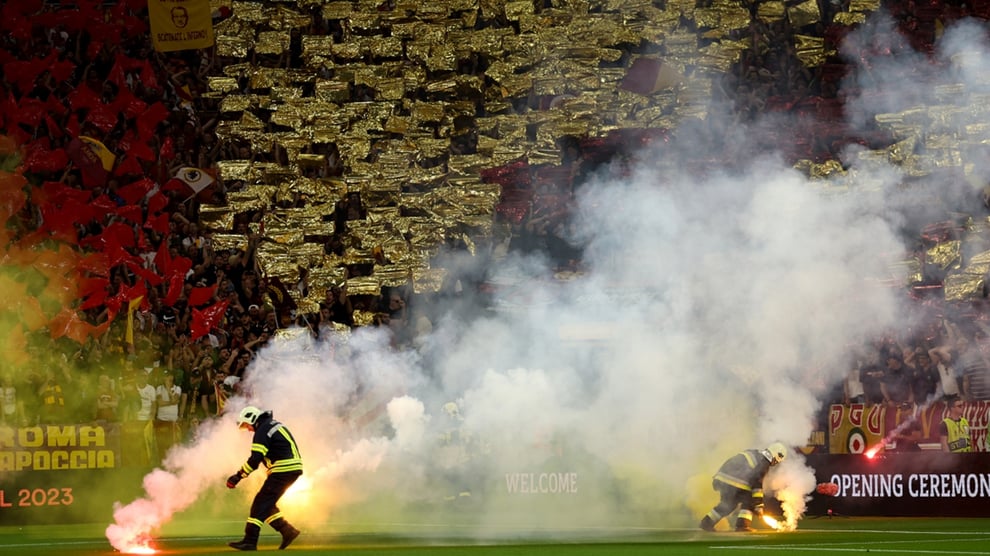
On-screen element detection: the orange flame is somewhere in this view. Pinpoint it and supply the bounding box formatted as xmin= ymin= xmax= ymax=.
xmin=761 ymin=515 xmax=781 ymax=530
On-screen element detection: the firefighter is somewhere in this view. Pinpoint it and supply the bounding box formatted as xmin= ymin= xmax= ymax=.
xmin=699 ymin=442 xmax=787 ymax=532
xmin=226 ymin=405 xmax=303 ymax=550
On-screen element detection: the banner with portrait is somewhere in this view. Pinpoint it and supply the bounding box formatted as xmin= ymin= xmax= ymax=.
xmin=148 ymin=0 xmax=215 ymax=52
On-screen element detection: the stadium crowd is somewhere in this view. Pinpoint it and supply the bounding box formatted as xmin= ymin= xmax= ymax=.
xmin=1 ymin=0 xmax=990 ymax=465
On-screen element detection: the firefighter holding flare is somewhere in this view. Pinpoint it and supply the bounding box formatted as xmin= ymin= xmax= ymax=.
xmin=699 ymin=442 xmax=788 ymax=532
xmin=226 ymin=405 xmax=303 ymax=551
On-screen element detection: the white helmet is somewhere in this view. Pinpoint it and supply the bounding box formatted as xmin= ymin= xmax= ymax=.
xmin=766 ymin=442 xmax=787 ymax=465
xmin=237 ymin=406 xmax=263 ymax=429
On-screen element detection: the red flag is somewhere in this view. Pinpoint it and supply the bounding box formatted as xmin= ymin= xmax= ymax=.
xmin=90 ymin=194 xmax=118 ymax=214
xmin=163 ymin=271 xmax=185 ymax=307
xmin=135 ymin=226 xmax=152 ymax=252
xmin=80 ymin=221 xmax=136 ymax=253
xmin=159 ymin=136 xmax=175 ymax=160
xmin=113 ymin=155 xmax=144 ymax=177
xmin=41 ymin=181 xmax=91 ymax=206
xmin=155 ymin=236 xmax=172 ymax=274
xmin=79 ymin=287 xmax=110 ymax=310
xmin=146 ymin=191 xmax=168 ymax=215
xmin=23 ymin=141 xmax=69 ymax=173
xmin=163 ymin=255 xmax=192 ymax=306
xmin=77 ymin=251 xmax=110 ymax=277
xmin=68 ymin=86 xmax=101 ymax=113
xmin=116 ymin=177 xmax=155 ymax=205
xmin=65 ymin=113 xmax=80 ymax=138
xmin=106 ymin=281 xmax=148 ymax=318
xmin=191 ymin=298 xmax=229 ymax=340
xmin=145 ymin=212 xmax=171 ymax=234
xmin=136 ymin=102 xmax=169 ymax=142
xmin=48 ymin=307 xmax=94 ymax=344
xmin=107 ymin=54 xmax=127 ymax=89
xmin=119 ymin=132 xmax=155 ymax=161
xmin=126 ymin=260 xmax=163 ymax=287
xmin=114 ymin=204 xmax=143 ymax=224
xmin=77 ymin=276 xmax=110 ymax=298
xmin=113 ymin=87 xmax=148 ymax=120
xmin=139 ymin=61 xmax=161 ymax=92
xmin=188 ymin=285 xmax=216 ymax=307
xmin=85 ymin=102 xmax=119 ymax=133
xmin=49 ymin=55 xmax=76 ymax=83
xmin=16 ymin=97 xmax=48 ymax=126
xmin=3 ymin=57 xmax=45 ymax=94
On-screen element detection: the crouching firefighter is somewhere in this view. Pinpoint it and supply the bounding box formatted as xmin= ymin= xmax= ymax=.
xmin=226 ymin=405 xmax=303 ymax=550
xmin=699 ymin=442 xmax=787 ymax=532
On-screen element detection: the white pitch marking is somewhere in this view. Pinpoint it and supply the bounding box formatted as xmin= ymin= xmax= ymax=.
xmin=713 ymin=548 xmax=990 ymax=555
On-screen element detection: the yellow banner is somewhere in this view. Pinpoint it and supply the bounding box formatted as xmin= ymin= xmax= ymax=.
xmin=125 ymin=295 xmax=143 ymax=345
xmin=148 ymin=0 xmax=215 ymax=52
xmin=827 ymin=403 xmax=885 ymax=454
xmin=77 ymin=136 xmax=115 ymax=171
xmin=0 ymin=425 xmax=118 ymax=471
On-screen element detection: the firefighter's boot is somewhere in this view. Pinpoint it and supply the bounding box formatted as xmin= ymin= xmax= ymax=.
xmin=271 ymin=518 xmax=301 ymax=550
xmin=699 ymin=516 xmax=716 ymax=532
xmin=734 ymin=517 xmax=754 ymax=532
xmin=228 ymin=522 xmax=260 ymax=551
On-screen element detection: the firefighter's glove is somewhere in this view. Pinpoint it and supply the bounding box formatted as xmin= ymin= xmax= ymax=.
xmin=226 ymin=473 xmax=243 ymax=489
xmin=754 ymin=503 xmax=765 ymax=518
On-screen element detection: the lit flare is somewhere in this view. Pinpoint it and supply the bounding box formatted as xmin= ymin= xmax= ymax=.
xmin=119 ymin=538 xmax=156 ymax=554
xmin=761 ymin=515 xmax=781 ymax=530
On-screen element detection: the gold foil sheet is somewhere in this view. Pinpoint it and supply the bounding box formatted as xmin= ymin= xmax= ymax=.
xmin=757 ymin=1 xmax=786 ymax=22
xmin=256 ymin=31 xmax=290 ymax=55
xmin=345 ymin=276 xmax=383 ymax=296
xmin=198 ymin=205 xmax=235 ymax=232
xmin=943 ymin=272 xmax=986 ymax=302
xmin=505 ymin=0 xmax=534 ymax=20
xmin=927 ymin=240 xmax=962 ymax=271
xmin=217 ymin=35 xmax=251 ymax=58
xmin=793 ymin=35 xmax=827 ymax=67
xmin=231 ymin=1 xmax=264 ymax=21
xmin=788 ymin=0 xmax=821 ymax=28
xmin=210 ymin=234 xmax=249 ymax=253
xmin=217 ymin=160 xmax=255 ymax=182
xmin=849 ymin=0 xmax=881 ymax=12
xmin=833 ymin=12 xmax=868 ymax=25
xmin=209 ymin=77 xmax=240 ymax=93
xmin=308 ymin=266 xmax=348 ymax=292
xmin=351 ymin=310 xmax=377 ymax=327
xmin=322 ymin=2 xmax=355 ymax=20
xmin=374 ymin=265 xmax=413 ymax=288
xmin=412 ymin=267 xmax=446 ymax=294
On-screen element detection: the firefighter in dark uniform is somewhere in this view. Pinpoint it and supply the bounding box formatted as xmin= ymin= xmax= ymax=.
xmin=226 ymin=406 xmax=303 ymax=550
xmin=699 ymin=442 xmax=787 ymax=532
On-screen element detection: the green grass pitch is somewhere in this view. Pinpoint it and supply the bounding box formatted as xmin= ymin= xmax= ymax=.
xmin=3 ymin=517 xmax=990 ymax=556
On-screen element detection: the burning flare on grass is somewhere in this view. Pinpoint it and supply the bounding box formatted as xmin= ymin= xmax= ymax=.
xmin=761 ymin=514 xmax=781 ymax=530
xmin=109 ymin=531 xmax=157 ymax=554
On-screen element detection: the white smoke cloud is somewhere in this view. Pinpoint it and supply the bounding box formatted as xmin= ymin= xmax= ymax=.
xmin=106 ymin=11 xmax=990 ymax=547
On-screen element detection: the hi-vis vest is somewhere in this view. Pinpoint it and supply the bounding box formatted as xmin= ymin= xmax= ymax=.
xmin=943 ymin=417 xmax=972 ymax=452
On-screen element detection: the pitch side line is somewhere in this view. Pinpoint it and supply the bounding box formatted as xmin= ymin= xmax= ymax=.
xmin=714 ymin=548 xmax=990 ymax=554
